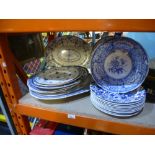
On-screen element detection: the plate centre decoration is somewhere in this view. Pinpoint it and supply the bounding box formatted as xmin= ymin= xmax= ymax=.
xmin=104 ymin=50 xmax=132 ymax=79
xmin=58 ymin=49 xmax=81 ymax=62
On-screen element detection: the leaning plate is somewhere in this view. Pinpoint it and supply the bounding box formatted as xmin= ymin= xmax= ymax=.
xmin=45 ymin=35 xmax=92 ymax=68
xmin=91 ymin=37 xmax=149 ymax=93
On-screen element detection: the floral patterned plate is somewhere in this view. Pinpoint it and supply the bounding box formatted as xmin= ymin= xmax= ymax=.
xmin=91 ymin=37 xmax=149 ymax=93
xmin=90 ymin=84 xmax=146 ymax=103
xmin=45 ymin=35 xmax=92 ymax=68
xmin=90 ymin=95 xmax=143 ymax=117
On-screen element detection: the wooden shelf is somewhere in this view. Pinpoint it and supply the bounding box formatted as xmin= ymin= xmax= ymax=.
xmin=16 ymin=93 xmax=155 ymax=134
xmin=1 ymin=19 xmax=155 ymax=32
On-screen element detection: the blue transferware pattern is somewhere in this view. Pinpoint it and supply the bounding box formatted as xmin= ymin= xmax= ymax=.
xmin=33 ymin=66 xmax=82 ymax=86
xmin=29 ymin=87 xmax=89 ymax=100
xmin=28 ymin=74 xmax=91 ymax=94
xmin=91 ymin=97 xmax=144 ymax=115
xmin=28 ymin=78 xmax=80 ymax=90
xmin=91 ymin=37 xmax=149 ymax=93
xmin=32 ymin=66 xmax=88 ymax=87
xmin=90 ymin=92 xmax=145 ymax=113
xmin=90 ymin=84 xmax=146 ymax=104
xmin=90 ymin=91 xmax=145 ymax=106
xmin=90 ymin=97 xmax=142 ymax=117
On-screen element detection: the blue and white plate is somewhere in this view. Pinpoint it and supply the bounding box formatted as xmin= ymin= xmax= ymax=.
xmin=29 ymin=87 xmax=90 ymax=100
xmin=91 ymin=37 xmax=149 ymax=93
xmin=28 ymin=74 xmax=91 ymax=95
xmin=33 ymin=66 xmax=82 ymax=86
xmin=90 ymin=84 xmax=146 ymax=104
xmin=91 ymin=99 xmax=142 ymax=117
xmin=90 ymin=92 xmax=145 ymax=113
xmin=28 ymin=77 xmax=80 ymax=90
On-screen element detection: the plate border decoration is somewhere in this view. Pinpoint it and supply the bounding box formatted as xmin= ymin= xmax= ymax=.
xmin=91 ymin=37 xmax=149 ymax=93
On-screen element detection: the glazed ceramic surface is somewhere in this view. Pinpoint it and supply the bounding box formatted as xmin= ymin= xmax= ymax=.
xmin=91 ymin=37 xmax=149 ymax=93
xmin=29 ymin=87 xmax=89 ymax=100
xmin=90 ymin=98 xmax=142 ymax=117
xmin=90 ymin=92 xmax=145 ymax=112
xmin=90 ymin=84 xmax=146 ymax=104
xmin=28 ymin=74 xmax=91 ymax=95
xmin=33 ymin=66 xmax=81 ymax=86
xmin=45 ymin=35 xmax=92 ymax=68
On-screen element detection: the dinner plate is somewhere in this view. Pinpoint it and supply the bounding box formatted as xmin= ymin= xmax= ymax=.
xmin=28 ymin=74 xmax=91 ymax=95
xmin=90 ymin=92 xmax=145 ymax=113
xmin=91 ymin=99 xmax=142 ymax=117
xmin=91 ymin=96 xmax=145 ymax=115
xmin=90 ymin=91 xmax=145 ymax=106
xmin=91 ymin=37 xmax=149 ymax=93
xmin=90 ymin=84 xmax=146 ymax=103
xmin=27 ymin=77 xmax=80 ymax=90
xmin=45 ymin=35 xmax=92 ymax=68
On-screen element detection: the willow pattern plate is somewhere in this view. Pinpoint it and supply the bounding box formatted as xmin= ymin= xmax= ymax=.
xmin=45 ymin=35 xmax=92 ymax=68
xmin=91 ymin=37 xmax=149 ymax=93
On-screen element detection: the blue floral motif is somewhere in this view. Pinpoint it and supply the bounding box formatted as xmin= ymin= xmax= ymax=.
xmin=90 ymin=84 xmax=146 ymax=103
xmin=108 ymin=56 xmax=126 ymax=74
xmin=91 ymin=37 xmax=149 ymax=93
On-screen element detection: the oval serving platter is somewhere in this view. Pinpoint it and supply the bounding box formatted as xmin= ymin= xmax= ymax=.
xmin=45 ymin=35 xmax=92 ymax=68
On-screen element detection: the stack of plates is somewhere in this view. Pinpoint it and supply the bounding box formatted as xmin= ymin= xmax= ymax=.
xmin=27 ymin=66 xmax=91 ymax=100
xmin=90 ymin=84 xmax=146 ymax=117
xmin=90 ymin=36 xmax=149 ymax=117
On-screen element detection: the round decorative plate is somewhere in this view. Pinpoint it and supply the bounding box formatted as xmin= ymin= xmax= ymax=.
xmin=45 ymin=35 xmax=92 ymax=68
xmin=91 ymin=37 xmax=149 ymax=93
xmin=93 ymin=36 xmax=114 ymax=51
xmin=33 ymin=66 xmax=81 ymax=86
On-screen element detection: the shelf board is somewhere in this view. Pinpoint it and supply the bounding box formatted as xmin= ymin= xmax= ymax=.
xmin=1 ymin=19 xmax=155 ymax=32
xmin=17 ymin=93 xmax=155 ymax=134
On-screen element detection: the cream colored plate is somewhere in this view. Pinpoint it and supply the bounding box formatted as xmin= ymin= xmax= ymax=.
xmin=45 ymin=35 xmax=92 ymax=68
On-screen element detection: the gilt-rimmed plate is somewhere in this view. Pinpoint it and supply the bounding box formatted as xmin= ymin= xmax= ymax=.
xmin=91 ymin=37 xmax=149 ymax=93
xmin=45 ymin=35 xmax=92 ymax=68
